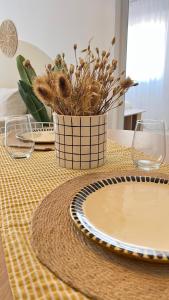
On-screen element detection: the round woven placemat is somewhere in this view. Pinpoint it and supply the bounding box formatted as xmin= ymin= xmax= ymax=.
xmin=31 ymin=171 xmax=169 ymax=300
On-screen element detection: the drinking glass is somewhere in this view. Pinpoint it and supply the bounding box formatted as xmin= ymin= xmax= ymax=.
xmin=0 ymin=126 xmax=5 ymax=146
xmin=5 ymin=115 xmax=34 ymax=159
xmin=132 ymin=119 xmax=166 ymax=171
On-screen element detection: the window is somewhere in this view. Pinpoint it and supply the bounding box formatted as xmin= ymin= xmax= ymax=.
xmin=126 ymin=20 xmax=166 ymax=82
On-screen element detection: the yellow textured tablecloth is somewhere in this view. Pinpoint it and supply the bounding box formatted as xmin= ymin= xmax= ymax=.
xmin=0 ymin=140 xmax=169 ymax=300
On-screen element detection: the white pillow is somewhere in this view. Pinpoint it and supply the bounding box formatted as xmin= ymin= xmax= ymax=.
xmin=0 ymin=88 xmax=27 ymax=126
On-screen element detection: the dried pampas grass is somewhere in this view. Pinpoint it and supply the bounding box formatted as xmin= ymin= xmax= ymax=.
xmin=56 ymin=72 xmax=72 ymax=99
xmin=33 ymin=76 xmax=54 ymax=108
xmin=33 ymin=38 xmax=138 ymax=116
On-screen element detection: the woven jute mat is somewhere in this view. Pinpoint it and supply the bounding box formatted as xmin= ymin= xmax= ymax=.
xmin=31 ymin=170 xmax=169 ymax=300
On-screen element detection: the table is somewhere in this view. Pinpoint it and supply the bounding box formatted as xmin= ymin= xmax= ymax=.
xmin=124 ymin=108 xmax=145 ymax=130
xmin=109 ymin=130 xmax=169 ymax=163
xmin=1 ymin=130 xmax=169 ymax=300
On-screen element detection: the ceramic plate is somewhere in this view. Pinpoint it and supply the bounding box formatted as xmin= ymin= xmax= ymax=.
xmin=17 ymin=130 xmax=55 ymax=144
xmin=70 ymin=175 xmax=169 ymax=263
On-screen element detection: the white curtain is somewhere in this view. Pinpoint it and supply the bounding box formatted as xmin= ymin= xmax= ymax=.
xmin=126 ymin=0 xmax=169 ymax=129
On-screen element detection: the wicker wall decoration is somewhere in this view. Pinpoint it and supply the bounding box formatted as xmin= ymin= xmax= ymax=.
xmin=0 ymin=19 xmax=18 ymax=57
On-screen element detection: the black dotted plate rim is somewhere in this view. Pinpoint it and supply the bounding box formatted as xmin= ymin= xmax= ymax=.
xmin=70 ymin=175 xmax=169 ymax=263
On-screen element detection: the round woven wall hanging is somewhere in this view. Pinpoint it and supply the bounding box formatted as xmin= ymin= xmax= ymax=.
xmin=0 ymin=19 xmax=18 ymax=57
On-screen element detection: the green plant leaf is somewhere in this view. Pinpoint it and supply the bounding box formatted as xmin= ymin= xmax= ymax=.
xmin=18 ymin=82 xmax=42 ymax=121
xmin=18 ymin=81 xmax=51 ymax=122
xmin=16 ymin=55 xmax=31 ymax=85
xmin=16 ymin=55 xmax=37 ymax=85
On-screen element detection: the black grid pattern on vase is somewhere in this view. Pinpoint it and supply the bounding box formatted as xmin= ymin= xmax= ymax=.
xmin=54 ymin=114 xmax=107 ymax=169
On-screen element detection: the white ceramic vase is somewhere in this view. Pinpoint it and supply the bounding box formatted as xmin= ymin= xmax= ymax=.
xmin=53 ymin=113 xmax=107 ymax=169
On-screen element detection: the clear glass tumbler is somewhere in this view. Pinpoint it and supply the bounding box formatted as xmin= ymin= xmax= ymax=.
xmin=132 ymin=119 xmax=166 ymax=171
xmin=5 ymin=115 xmax=34 ymax=159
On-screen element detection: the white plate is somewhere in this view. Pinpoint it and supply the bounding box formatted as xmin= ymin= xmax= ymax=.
xmin=70 ymin=175 xmax=169 ymax=263
xmin=17 ymin=130 xmax=55 ymax=144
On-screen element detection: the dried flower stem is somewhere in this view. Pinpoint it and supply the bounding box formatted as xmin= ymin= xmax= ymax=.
xmin=33 ymin=38 xmax=137 ymax=116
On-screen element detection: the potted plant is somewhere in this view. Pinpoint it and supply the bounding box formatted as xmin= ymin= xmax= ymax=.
xmin=19 ymin=38 xmax=137 ymax=169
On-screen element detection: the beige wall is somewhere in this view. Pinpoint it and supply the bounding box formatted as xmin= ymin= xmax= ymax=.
xmin=0 ymin=0 xmax=116 ymax=60
xmin=0 ymin=41 xmax=51 ymax=88
xmin=0 ymin=0 xmax=128 ymax=128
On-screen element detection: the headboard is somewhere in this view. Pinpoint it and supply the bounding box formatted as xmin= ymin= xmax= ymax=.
xmin=0 ymin=40 xmax=52 ymax=88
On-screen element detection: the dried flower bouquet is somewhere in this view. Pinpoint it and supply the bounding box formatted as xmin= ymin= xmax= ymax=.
xmin=33 ymin=38 xmax=137 ymax=116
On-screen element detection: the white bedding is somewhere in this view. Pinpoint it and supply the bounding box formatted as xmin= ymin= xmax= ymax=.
xmin=0 ymin=88 xmax=26 ymax=126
